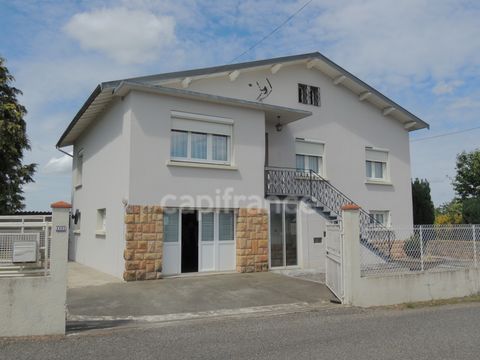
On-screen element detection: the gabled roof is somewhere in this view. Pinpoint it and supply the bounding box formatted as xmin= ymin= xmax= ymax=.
xmin=57 ymin=52 xmax=429 ymax=148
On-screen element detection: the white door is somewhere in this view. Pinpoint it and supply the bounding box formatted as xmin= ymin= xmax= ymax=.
xmin=163 ymin=209 xmax=181 ymax=275
xmin=217 ymin=211 xmax=236 ymax=271
xmin=199 ymin=210 xmax=236 ymax=272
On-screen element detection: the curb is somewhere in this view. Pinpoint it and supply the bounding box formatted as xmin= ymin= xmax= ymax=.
xmin=67 ymin=301 xmax=340 ymax=334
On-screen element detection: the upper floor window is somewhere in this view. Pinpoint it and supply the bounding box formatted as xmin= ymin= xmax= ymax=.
xmin=170 ymin=111 xmax=233 ymax=165
xmin=298 ymin=84 xmax=320 ymax=106
xmin=75 ymin=150 xmax=83 ymax=188
xmin=295 ymin=139 xmax=325 ymax=176
xmin=365 ymin=148 xmax=388 ymax=181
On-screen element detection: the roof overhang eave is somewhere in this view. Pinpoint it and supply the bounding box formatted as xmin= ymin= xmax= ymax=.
xmin=113 ymin=81 xmax=312 ymax=124
xmin=56 ymin=84 xmax=105 ymax=148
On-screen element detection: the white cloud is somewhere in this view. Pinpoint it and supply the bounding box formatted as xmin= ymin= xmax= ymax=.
xmin=64 ymin=7 xmax=176 ymax=64
xmin=432 ymin=80 xmax=464 ymax=95
xmin=44 ymin=155 xmax=72 ymax=174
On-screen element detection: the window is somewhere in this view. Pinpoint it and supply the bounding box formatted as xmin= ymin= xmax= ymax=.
xmin=164 ymin=209 xmax=179 ymax=242
xmin=96 ymin=209 xmax=106 ymax=235
xmin=298 ymin=83 xmax=320 ymax=106
xmin=75 ymin=150 xmax=83 ymax=187
xmin=295 ymin=139 xmax=325 ymax=176
xmin=170 ymin=111 xmax=233 ymax=165
xmin=171 ymin=131 xmax=188 ymax=158
xmin=365 ymin=148 xmax=388 ymax=181
xmin=296 ymin=154 xmax=321 ymax=173
xmin=201 ymin=212 xmax=214 ymax=242
xmin=201 ymin=210 xmax=234 ymax=242
xmin=369 ymin=211 xmax=390 ymax=226
xmin=218 ymin=211 xmax=234 ymax=241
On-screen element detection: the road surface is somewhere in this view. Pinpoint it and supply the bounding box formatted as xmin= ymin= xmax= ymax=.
xmin=1 ymin=303 xmax=480 ymax=359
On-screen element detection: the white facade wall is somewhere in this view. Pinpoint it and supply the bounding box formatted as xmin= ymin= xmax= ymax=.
xmin=71 ymin=97 xmax=131 ymax=278
xmin=70 ymin=62 xmax=417 ymax=276
xmin=165 ymin=64 xmax=413 ymax=227
xmin=162 ymin=65 xmax=414 ymax=272
xmin=127 ymin=91 xmax=266 ymax=208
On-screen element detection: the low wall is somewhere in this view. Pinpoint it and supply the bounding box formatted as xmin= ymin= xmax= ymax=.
xmin=341 ymin=208 xmax=480 ymax=307
xmin=353 ymin=268 xmax=480 ymax=307
xmin=0 ymin=276 xmax=66 ymax=337
xmin=0 ymin=203 xmax=69 ymax=337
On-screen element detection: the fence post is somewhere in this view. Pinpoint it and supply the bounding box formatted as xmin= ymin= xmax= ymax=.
xmin=419 ymin=225 xmax=424 ymax=272
xmin=473 ymin=225 xmax=478 ymax=268
xmin=341 ymin=204 xmax=361 ymax=305
xmin=50 ymin=201 xmax=70 ymax=279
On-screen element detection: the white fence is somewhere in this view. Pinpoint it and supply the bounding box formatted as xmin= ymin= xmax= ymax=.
xmin=360 ymin=224 xmax=479 ymax=277
xmin=0 ymin=214 xmax=52 ymax=277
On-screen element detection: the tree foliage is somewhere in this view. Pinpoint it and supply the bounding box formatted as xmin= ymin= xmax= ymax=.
xmin=0 ymin=56 xmax=36 ymax=214
xmin=435 ymin=200 xmax=463 ymax=224
xmin=453 ymin=149 xmax=480 ymax=199
xmin=462 ymin=198 xmax=480 ymax=224
xmin=412 ymin=178 xmax=435 ymax=224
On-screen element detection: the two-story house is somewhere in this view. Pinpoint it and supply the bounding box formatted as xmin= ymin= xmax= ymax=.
xmin=57 ymin=52 xmax=429 ymax=280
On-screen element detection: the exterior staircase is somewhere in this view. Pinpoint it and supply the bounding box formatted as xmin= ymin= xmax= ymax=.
xmin=264 ymin=167 xmax=394 ymax=260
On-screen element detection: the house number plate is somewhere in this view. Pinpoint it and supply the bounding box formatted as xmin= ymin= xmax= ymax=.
xmin=56 ymin=225 xmax=67 ymax=233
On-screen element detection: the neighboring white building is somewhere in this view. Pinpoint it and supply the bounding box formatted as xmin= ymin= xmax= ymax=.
xmin=57 ymin=52 xmax=429 ymax=280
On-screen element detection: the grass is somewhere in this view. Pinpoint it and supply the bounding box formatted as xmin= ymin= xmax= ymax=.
xmin=390 ymin=294 xmax=480 ymax=310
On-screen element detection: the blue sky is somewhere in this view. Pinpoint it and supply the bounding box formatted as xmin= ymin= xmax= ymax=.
xmin=0 ymin=0 xmax=479 ymax=210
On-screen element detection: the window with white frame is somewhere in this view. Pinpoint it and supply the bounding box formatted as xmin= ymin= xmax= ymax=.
xmin=295 ymin=139 xmax=324 ymax=176
xmin=170 ymin=111 xmax=233 ymax=165
xmin=96 ymin=208 xmax=106 ymax=235
xmin=365 ymin=148 xmax=388 ymax=181
xmin=75 ymin=150 xmax=83 ymax=187
xmin=369 ymin=210 xmax=390 ymax=226
xmin=163 ymin=209 xmax=179 ymax=242
xmin=218 ymin=211 xmax=234 ymax=241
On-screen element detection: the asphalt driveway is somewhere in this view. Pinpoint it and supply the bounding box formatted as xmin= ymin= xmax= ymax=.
xmin=67 ymin=263 xmax=333 ymax=317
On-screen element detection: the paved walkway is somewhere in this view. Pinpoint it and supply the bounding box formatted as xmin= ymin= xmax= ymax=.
xmin=68 ymin=262 xmax=122 ymax=289
xmin=67 ymin=263 xmax=333 ymax=317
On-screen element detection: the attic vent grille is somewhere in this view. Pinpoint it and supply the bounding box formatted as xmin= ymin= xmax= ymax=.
xmin=298 ymin=83 xmax=320 ymax=106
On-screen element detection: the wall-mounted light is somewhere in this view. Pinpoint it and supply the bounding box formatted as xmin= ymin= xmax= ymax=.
xmin=275 ymin=116 xmax=282 ymax=132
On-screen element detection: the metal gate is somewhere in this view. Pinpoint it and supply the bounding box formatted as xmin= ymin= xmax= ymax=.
xmin=325 ymin=223 xmax=343 ymax=302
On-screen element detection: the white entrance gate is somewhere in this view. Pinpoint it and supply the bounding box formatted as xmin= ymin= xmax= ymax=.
xmin=325 ymin=223 xmax=343 ymax=302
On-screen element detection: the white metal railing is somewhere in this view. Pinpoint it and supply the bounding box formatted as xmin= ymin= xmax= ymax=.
xmin=360 ymin=224 xmax=480 ymax=277
xmin=0 ymin=214 xmax=52 ymax=277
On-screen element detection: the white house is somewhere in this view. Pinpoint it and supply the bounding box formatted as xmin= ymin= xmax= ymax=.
xmin=57 ymin=52 xmax=429 ymax=280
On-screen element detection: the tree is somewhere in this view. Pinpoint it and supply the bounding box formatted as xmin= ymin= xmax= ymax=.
xmin=462 ymin=198 xmax=480 ymax=224
xmin=0 ymin=56 xmax=36 ymax=214
xmin=453 ymin=149 xmax=480 ymax=199
xmin=412 ymin=178 xmax=435 ymax=224
xmin=435 ymin=200 xmax=463 ymax=224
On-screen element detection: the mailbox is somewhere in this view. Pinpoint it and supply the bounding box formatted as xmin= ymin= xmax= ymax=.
xmin=12 ymin=240 xmax=38 ymax=263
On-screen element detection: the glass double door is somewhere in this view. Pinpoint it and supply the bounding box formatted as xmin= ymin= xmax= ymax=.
xmin=270 ymin=203 xmax=298 ymax=268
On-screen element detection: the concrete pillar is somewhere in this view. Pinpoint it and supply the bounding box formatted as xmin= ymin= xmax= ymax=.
xmin=50 ymin=201 xmax=71 ymax=334
xmin=341 ymin=204 xmax=361 ymax=305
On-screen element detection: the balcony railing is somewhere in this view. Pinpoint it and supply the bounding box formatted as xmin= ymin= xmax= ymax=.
xmin=265 ymin=166 xmax=394 ymax=259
